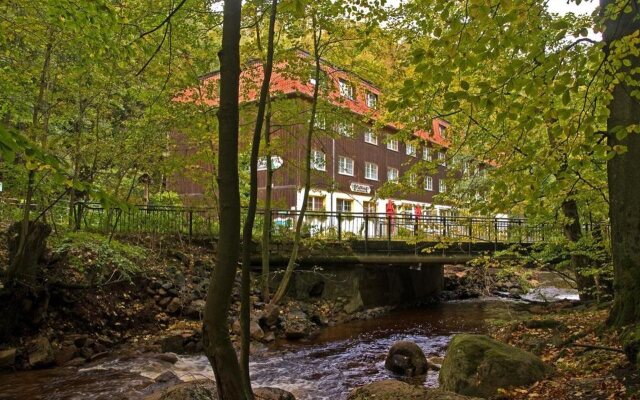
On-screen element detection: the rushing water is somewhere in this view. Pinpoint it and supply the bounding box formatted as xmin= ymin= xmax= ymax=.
xmin=0 ymin=293 xmax=575 ymax=400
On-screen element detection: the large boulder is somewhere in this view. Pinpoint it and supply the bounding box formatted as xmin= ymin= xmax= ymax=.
xmin=347 ymin=380 xmax=477 ymax=400
xmin=0 ymin=348 xmax=16 ymax=368
xmin=283 ymin=310 xmax=313 ymax=340
xmin=384 ymin=341 xmax=428 ymax=376
xmin=27 ymin=336 xmax=54 ymax=367
xmin=253 ymin=387 xmax=296 ymax=400
xmin=143 ymin=379 xmax=217 ymax=400
xmin=439 ymin=334 xmax=552 ymax=397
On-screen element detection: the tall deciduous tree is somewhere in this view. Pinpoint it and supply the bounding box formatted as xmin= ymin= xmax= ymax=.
xmin=602 ymin=0 xmax=640 ymax=326
xmin=202 ymin=0 xmax=252 ymax=398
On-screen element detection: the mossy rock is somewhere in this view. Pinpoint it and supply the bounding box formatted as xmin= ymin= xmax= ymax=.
xmin=347 ymin=380 xmax=478 ymax=400
xmin=439 ymin=334 xmax=552 ymax=398
xmin=144 ymin=380 xmax=217 ymax=400
xmin=523 ymin=319 xmax=565 ymax=330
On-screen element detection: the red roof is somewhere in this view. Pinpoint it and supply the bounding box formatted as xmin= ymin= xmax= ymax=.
xmin=176 ymin=53 xmax=449 ymax=147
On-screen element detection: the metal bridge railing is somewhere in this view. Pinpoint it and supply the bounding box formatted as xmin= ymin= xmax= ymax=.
xmin=73 ymin=202 xmax=587 ymax=245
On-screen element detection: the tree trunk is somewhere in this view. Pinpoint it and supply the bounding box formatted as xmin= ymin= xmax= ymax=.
xmin=239 ymin=0 xmax=278 ymax=385
xmin=261 ymin=101 xmax=273 ymax=303
xmin=202 ymin=0 xmax=251 ymax=399
xmin=8 ymin=39 xmax=52 ymax=286
xmin=270 ymin=15 xmax=321 ymax=305
xmin=602 ymin=0 xmax=640 ymax=326
xmin=561 ymin=198 xmax=596 ymax=301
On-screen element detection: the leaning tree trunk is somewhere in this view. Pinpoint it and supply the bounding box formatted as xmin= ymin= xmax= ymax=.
xmin=270 ymin=15 xmax=321 ymax=305
xmin=561 ymin=198 xmax=596 ymax=301
xmin=261 ymin=101 xmax=274 ymax=303
xmin=202 ymin=0 xmax=252 ymax=399
xmin=239 ymin=0 xmax=278 ymax=385
xmin=603 ymin=0 xmax=640 ymax=326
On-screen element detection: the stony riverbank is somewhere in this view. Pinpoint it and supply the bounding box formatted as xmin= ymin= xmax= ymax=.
xmin=0 ymin=231 xmax=534 ymax=373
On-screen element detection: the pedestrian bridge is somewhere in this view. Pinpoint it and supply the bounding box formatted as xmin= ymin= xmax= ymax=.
xmin=73 ymin=204 xmax=608 ymax=306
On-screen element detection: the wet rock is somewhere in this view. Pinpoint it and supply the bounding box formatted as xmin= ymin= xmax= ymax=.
xmin=250 ymin=321 xmax=264 ymax=341
xmin=159 ymin=297 xmax=173 ymax=307
xmin=54 ymin=345 xmax=77 ymax=366
xmin=185 ymin=300 xmax=206 ymax=319
xmin=166 ymin=298 xmax=182 ymax=314
xmin=72 ymin=335 xmax=89 ymax=348
xmin=27 ymin=336 xmax=54 ymax=367
xmin=162 ymin=282 xmax=174 ymax=291
xmin=155 ymin=370 xmax=181 ymax=384
xmin=283 ymin=310 xmax=312 ymax=340
xmin=348 ymin=380 xmax=477 ymax=400
xmin=144 ymin=379 xmax=217 ymax=400
xmin=90 ymin=351 xmax=109 ymax=362
xmin=66 ymin=357 xmax=86 ymax=367
xmin=384 ymin=341 xmax=428 ymax=377
xmin=262 ymin=305 xmax=281 ymax=327
xmin=439 ymin=334 xmax=552 ymax=398
xmin=156 ymin=353 xmax=180 ymax=364
xmin=0 ymin=348 xmax=16 ymax=368
xmin=262 ymin=331 xmax=275 ymax=343
xmin=161 ymin=335 xmax=186 ymax=354
xmin=80 ymin=345 xmax=94 ymax=359
xmin=253 ymin=387 xmax=296 ymax=400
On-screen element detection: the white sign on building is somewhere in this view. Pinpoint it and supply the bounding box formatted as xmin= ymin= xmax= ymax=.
xmin=350 ymin=182 xmax=371 ymax=194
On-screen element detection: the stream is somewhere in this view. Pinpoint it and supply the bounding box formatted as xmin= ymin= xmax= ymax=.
xmin=0 ymin=288 xmax=578 ymax=400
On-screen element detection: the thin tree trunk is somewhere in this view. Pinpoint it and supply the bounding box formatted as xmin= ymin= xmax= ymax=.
xmin=602 ymin=0 xmax=640 ymax=326
xmin=270 ymin=15 xmax=321 ymax=305
xmin=261 ymin=100 xmax=273 ymax=303
xmin=561 ymin=198 xmax=596 ymax=301
xmin=239 ymin=0 xmax=279 ymax=384
xmin=202 ymin=0 xmax=251 ymax=399
xmin=7 ymin=40 xmax=53 ymax=285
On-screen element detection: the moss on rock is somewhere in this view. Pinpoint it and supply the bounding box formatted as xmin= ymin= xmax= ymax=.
xmin=439 ymin=334 xmax=552 ymax=398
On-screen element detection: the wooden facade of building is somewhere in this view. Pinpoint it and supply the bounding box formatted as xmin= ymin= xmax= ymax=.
xmin=170 ymin=51 xmax=453 ymax=215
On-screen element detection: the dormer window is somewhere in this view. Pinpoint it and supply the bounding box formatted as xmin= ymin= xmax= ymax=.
xmin=439 ymin=124 xmax=447 ymax=139
xmin=339 ymin=78 xmax=355 ymax=100
xmin=366 ymin=91 xmax=378 ymax=108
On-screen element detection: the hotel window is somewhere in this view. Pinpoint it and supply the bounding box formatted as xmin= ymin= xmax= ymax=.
xmin=364 ymin=162 xmax=378 ymax=181
xmin=336 ymin=121 xmax=354 ymax=137
xmin=424 ymin=176 xmax=433 ymax=191
xmin=338 ymin=78 xmax=355 ymax=100
xmin=423 ymin=147 xmax=432 ymax=161
xmin=438 ymin=151 xmax=446 ymax=166
xmin=366 ymin=91 xmax=378 ymax=108
xmin=439 ymin=179 xmax=446 ymax=193
xmin=336 ymin=198 xmax=353 ymax=212
xmin=387 ymin=167 xmax=399 ymax=182
xmin=408 ymin=173 xmax=417 ymax=187
xmin=364 ymin=130 xmax=378 ymax=145
xmin=307 ymin=196 xmax=325 ymax=211
xmin=387 ymin=138 xmax=399 ymax=151
xmin=406 ymin=143 xmax=417 ymax=157
xmin=338 ymin=156 xmax=354 ymax=176
xmin=363 ymin=201 xmax=377 ymax=214
xmin=311 ymin=149 xmax=326 ymax=171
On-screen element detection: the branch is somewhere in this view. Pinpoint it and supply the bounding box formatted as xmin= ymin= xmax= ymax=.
xmin=571 ymin=343 xmax=625 ymax=354
xmin=138 ymin=0 xmax=188 ymax=39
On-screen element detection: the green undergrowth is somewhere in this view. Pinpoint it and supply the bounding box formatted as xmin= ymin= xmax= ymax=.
xmin=49 ymin=231 xmax=146 ymax=284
